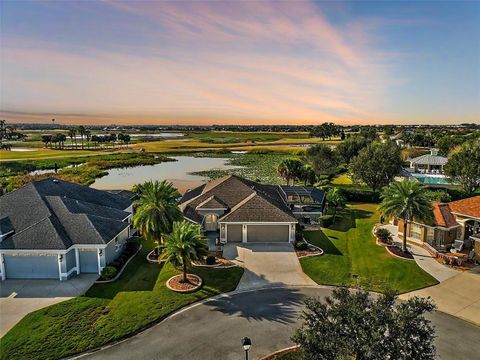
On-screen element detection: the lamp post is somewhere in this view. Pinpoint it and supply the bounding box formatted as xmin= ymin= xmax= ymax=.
xmin=242 ymin=337 xmax=252 ymax=360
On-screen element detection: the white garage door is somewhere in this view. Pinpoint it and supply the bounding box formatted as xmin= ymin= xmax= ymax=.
xmin=247 ymin=225 xmax=289 ymax=242
xmin=4 ymin=254 xmax=59 ymax=279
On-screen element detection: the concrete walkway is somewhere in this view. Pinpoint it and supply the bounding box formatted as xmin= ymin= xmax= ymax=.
xmin=380 ymin=224 xmax=459 ymax=282
xmin=223 ymin=243 xmax=316 ymax=290
xmin=0 ymin=274 xmax=97 ymax=336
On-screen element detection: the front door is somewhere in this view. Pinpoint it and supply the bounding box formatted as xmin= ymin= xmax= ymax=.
xmin=205 ymin=214 xmax=218 ymax=232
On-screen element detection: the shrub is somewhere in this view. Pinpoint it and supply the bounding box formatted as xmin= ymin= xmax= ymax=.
xmin=110 ymin=260 xmax=121 ymax=269
xmin=340 ymin=188 xmax=380 ymax=203
xmin=375 ymin=228 xmax=392 ymax=244
xmin=101 ymin=266 xmax=118 ymax=280
xmin=319 ymin=214 xmax=334 ymax=228
xmin=295 ymin=241 xmax=309 ymax=251
xmin=206 ymin=255 xmax=216 ymax=265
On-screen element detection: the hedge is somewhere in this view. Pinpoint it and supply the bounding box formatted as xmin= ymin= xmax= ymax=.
xmin=319 ymin=214 xmax=334 ymax=228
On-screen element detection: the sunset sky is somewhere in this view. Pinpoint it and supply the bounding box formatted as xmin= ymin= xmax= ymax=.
xmin=1 ymin=0 xmax=479 ymax=126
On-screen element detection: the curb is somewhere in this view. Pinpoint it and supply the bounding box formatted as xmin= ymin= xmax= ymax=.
xmin=259 ymin=345 xmax=300 ymax=360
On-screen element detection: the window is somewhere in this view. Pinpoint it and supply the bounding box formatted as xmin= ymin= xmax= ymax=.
xmin=426 ymin=227 xmax=435 ymax=244
xmin=409 ymin=223 xmax=422 ymax=240
xmin=114 ymin=238 xmax=121 ymax=252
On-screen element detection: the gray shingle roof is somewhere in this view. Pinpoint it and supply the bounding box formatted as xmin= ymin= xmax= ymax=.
xmin=409 ymin=154 xmax=448 ymax=166
xmin=196 ymin=196 xmax=228 ymax=209
xmin=0 ymin=178 xmax=132 ymax=250
xmin=179 ymin=175 xmax=296 ymax=224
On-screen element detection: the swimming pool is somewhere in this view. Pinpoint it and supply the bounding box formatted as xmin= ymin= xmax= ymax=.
xmin=413 ymin=176 xmax=453 ymax=185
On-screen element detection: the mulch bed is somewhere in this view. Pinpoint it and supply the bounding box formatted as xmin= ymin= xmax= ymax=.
xmin=260 ymin=346 xmax=300 ymax=360
xmin=166 ymin=274 xmax=203 ymax=293
xmin=296 ymin=244 xmax=324 ymax=258
xmin=193 ymin=257 xmax=235 ymax=267
xmin=386 ymin=245 xmax=414 ymax=260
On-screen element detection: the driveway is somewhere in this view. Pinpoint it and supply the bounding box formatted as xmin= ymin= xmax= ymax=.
xmin=223 ymin=243 xmax=316 ymax=290
xmin=0 ymin=274 xmax=97 ymax=336
xmin=400 ymin=266 xmax=480 ymax=326
xmin=80 ymin=287 xmax=480 ymax=360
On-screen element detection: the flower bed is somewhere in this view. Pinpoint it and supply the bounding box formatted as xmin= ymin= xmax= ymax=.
xmin=96 ymin=241 xmax=141 ymax=282
xmin=166 ymin=274 xmax=203 ymax=293
xmin=192 ymin=257 xmax=236 ymax=268
xmin=295 ymin=240 xmax=324 ymax=258
xmin=386 ymin=245 xmax=414 ymax=260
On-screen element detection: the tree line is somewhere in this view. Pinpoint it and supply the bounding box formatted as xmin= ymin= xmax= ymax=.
xmin=42 ymin=130 xmax=131 ymax=150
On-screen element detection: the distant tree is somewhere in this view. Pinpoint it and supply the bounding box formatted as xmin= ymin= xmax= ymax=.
xmin=306 ymin=144 xmax=340 ymax=179
xmin=57 ymin=133 xmax=67 ymax=149
xmin=118 ymin=133 xmax=131 ymax=148
xmin=359 ymin=126 xmax=377 ymax=141
xmin=340 ymin=130 xmax=346 ymax=140
xmin=437 ymin=135 xmax=465 ymax=156
xmin=109 ymin=133 xmax=117 ymax=148
xmin=380 ymin=180 xmax=433 ymax=252
xmin=292 ymin=288 xmax=437 ymax=360
xmin=84 ymin=129 xmax=91 ymax=149
xmin=68 ymin=128 xmax=77 ymax=148
xmin=336 ymin=136 xmax=370 ymax=163
xmin=444 ymin=140 xmax=480 ymax=193
xmin=350 ymin=142 xmax=402 ymax=192
xmin=277 ymin=159 xmax=304 ymax=185
xmin=299 ymin=164 xmax=317 ymax=186
xmin=384 ymin=126 xmax=394 ymax=136
xmin=326 ymin=188 xmax=346 ymax=222
xmin=310 ymin=122 xmax=338 ymax=140
xmin=41 ymin=135 xmax=52 ymax=148
xmin=162 ymin=221 xmax=208 ymax=283
xmin=78 ymin=126 xmax=86 ymax=149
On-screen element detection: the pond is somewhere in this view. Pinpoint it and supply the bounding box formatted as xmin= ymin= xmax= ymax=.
xmin=91 ymin=156 xmax=240 ymax=194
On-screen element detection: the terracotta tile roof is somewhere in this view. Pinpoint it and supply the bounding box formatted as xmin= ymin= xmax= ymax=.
xmin=431 ymin=196 xmax=480 ymax=228
xmin=448 ymin=195 xmax=480 ymax=219
xmin=432 ymin=203 xmax=457 ymax=228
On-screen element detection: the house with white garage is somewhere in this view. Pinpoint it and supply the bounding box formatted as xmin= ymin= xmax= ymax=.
xmin=0 ymin=178 xmax=134 ymax=280
xmin=178 ymin=175 xmax=325 ymax=244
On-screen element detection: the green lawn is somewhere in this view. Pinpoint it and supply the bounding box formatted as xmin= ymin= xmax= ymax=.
xmin=0 ymin=239 xmax=244 ymax=360
xmin=301 ymin=203 xmax=438 ymax=293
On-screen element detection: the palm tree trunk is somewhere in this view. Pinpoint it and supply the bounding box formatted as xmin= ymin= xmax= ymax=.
xmin=182 ymin=257 xmax=188 ymax=283
xmin=403 ymin=217 xmax=408 ymax=252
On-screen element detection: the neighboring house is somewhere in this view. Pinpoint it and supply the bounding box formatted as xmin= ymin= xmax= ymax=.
xmin=408 ymin=149 xmax=448 ymax=174
xmin=397 ymin=196 xmax=480 ymax=257
xmin=0 ymin=178 xmax=134 ymax=280
xmin=179 ymin=175 xmax=325 ymax=244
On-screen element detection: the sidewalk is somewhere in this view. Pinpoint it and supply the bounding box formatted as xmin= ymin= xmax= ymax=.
xmin=379 ymin=224 xmax=459 ymax=282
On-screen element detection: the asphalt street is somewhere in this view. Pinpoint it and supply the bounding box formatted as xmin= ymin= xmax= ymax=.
xmin=79 ymin=287 xmax=480 ymax=360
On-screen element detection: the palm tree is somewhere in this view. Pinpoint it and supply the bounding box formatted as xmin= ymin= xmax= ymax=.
xmin=379 ymin=180 xmax=433 ymax=252
xmin=133 ymin=180 xmax=183 ymax=253
xmin=162 ymin=221 xmax=208 ymax=283
xmin=68 ymin=128 xmax=76 ymax=149
xmin=78 ymin=126 xmax=86 ymax=149
xmin=84 ymin=129 xmax=91 ymax=149
xmin=326 ymin=188 xmax=346 ymax=222
xmin=277 ymin=159 xmax=303 ymax=185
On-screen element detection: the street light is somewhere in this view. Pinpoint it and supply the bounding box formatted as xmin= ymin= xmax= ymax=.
xmin=242 ymin=337 xmax=252 ymax=360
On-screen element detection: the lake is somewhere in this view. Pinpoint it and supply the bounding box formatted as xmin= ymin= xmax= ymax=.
xmin=91 ymin=156 xmax=240 ymax=194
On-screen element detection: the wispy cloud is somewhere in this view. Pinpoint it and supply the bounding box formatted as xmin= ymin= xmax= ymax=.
xmin=4 ymin=0 xmax=472 ymax=125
